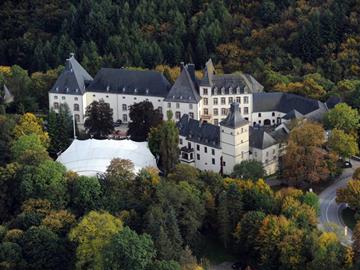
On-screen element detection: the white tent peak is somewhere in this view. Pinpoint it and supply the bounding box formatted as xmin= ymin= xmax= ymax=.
xmin=56 ymin=139 xmax=158 ymax=176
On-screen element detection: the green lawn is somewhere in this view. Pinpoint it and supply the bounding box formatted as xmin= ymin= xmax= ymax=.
xmin=341 ymin=207 xmax=356 ymax=230
xmin=199 ymin=236 xmax=237 ymax=265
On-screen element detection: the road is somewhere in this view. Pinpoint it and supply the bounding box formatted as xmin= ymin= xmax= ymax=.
xmin=318 ymin=159 xmax=360 ymax=246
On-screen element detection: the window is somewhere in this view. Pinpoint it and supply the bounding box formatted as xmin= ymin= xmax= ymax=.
xmin=175 ymin=111 xmax=181 ymax=119
xmin=54 ymin=102 xmax=59 ymax=109
xmin=221 ymin=97 xmax=226 ymax=105
xmin=189 ymin=103 xmax=193 ymax=109
xmin=123 ymin=114 xmax=128 ymax=122
xmin=258 ymin=120 xmax=261 ymax=124
xmin=106 ymin=95 xmax=109 ymax=98
xmin=203 ymin=88 xmax=208 ymax=95
xmin=197 ymin=145 xmax=200 ymax=151
xmin=223 ymin=161 xmax=226 ymax=166
xmin=203 ymin=98 xmax=208 ymax=105
xmin=176 ymin=103 xmax=180 ymax=109
xmin=74 ymin=114 xmax=80 ymax=122
xmin=213 ymin=108 xmax=218 ymax=116
xmin=221 ymin=108 xmax=227 ymax=115
xmin=212 ymin=158 xmax=215 ymax=165
xmin=213 ymin=98 xmax=218 ymax=105
xmin=188 ymin=142 xmax=191 ymax=149
xmin=258 ymin=113 xmax=261 ymax=117
xmin=189 ymin=112 xmax=194 ymax=119
xmin=254 ymin=152 xmax=257 ymax=158
xmin=266 ymin=151 xmax=269 ymax=157
xmin=62 ymin=96 xmax=66 ymax=100
xmin=236 ymin=97 xmax=241 ymax=103
xmin=158 ymin=107 xmax=162 ymax=114
xmin=229 ymin=97 xmax=233 ymax=104
xmin=122 ymin=104 xmax=127 ymax=111
xmin=74 ymin=103 xmax=80 ymax=111
xmin=239 ymin=107 xmax=241 ymax=114
xmin=74 ymin=97 xmax=78 ymax=101
xmin=244 ymin=107 xmax=249 ymax=114
xmin=92 ymin=94 xmax=96 ymax=97
xmin=180 ymin=139 xmax=183 ymax=145
xmin=244 ymin=96 xmax=249 ymax=104
xmin=134 ymin=97 xmax=137 ymax=100
xmin=273 ymin=149 xmax=276 ymax=154
xmin=197 ymin=154 xmax=200 ymax=160
xmin=272 ymin=112 xmax=275 ymax=116
xmin=204 ymin=108 xmax=208 ymax=115
xmin=204 ymin=147 xmax=207 ymax=153
xmin=214 ymin=119 xmax=219 ymax=125
xmin=54 ymin=96 xmax=58 ymax=99
xmin=212 ymin=149 xmax=215 ymax=155
xmin=168 ymin=103 xmax=171 ymax=108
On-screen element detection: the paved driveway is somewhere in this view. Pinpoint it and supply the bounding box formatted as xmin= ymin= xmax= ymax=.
xmin=318 ymin=159 xmax=360 ymax=245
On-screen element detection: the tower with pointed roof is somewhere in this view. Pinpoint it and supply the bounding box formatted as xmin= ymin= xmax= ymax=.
xmin=220 ymin=102 xmax=250 ymax=175
xmin=49 ymin=53 xmax=93 ymax=124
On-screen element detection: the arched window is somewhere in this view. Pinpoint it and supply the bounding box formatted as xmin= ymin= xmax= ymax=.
xmin=74 ymin=114 xmax=80 ymax=122
xmin=74 ymin=103 xmax=80 ymax=111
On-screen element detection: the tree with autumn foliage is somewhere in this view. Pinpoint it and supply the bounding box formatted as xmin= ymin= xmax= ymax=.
xmin=283 ymin=121 xmax=335 ymax=186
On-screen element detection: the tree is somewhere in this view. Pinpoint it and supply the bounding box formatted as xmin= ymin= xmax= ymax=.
xmin=148 ymin=260 xmax=181 ymax=270
xmin=128 ymin=101 xmax=163 ymax=141
xmin=69 ymin=211 xmax=123 ymax=270
xmin=324 ymin=103 xmax=360 ymax=134
xmin=41 ymin=210 xmax=76 ymax=236
xmin=0 ymin=241 xmax=26 ymax=269
xmin=282 ymin=122 xmax=332 ymax=186
xmin=14 ymin=113 xmax=49 ymax=147
xmin=328 ymin=128 xmax=358 ymax=159
xmin=68 ymin=176 xmax=102 ymax=215
xmin=19 ymin=160 xmax=67 ymax=207
xmin=353 ymin=221 xmax=360 ymax=259
xmin=22 ymin=226 xmax=70 ymax=270
xmin=47 ymin=104 xmax=73 ymax=156
xmin=103 ymin=227 xmax=156 ymax=270
xmin=10 ymin=134 xmax=49 ymax=165
xmin=232 ymin=160 xmax=265 ymax=181
xmin=84 ymin=99 xmax=114 ymax=139
xmin=167 ymin=163 xmax=200 ymax=185
xmin=0 ymin=115 xmax=16 ymax=165
xmin=150 ymin=111 xmax=179 ymax=175
xmin=337 ymin=180 xmax=360 ymax=216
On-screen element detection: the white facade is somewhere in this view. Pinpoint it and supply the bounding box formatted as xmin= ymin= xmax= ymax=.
xmin=49 ymin=92 xmax=86 ymax=123
xmin=164 ymin=101 xmax=201 ymax=121
xmin=251 ymin=144 xmax=279 ymax=175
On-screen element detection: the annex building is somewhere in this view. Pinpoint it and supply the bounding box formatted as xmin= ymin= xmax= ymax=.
xmin=49 ymin=54 xmax=337 ymax=175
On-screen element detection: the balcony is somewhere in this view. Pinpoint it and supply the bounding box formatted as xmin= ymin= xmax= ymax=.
xmin=180 ymin=146 xmax=195 ymax=163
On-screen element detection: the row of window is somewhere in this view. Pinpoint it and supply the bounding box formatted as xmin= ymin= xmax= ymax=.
xmin=179 ymin=140 xmax=216 ymax=155
xmin=203 ymin=96 xmax=249 ymax=106
xmin=168 ymin=103 xmax=194 ymax=109
xmin=54 ymin=102 xmax=80 ymax=111
xmin=54 ymin=96 xmax=78 ymax=101
xmin=204 ymin=107 xmax=249 ymax=116
xmin=176 ymin=112 xmax=194 ymax=119
xmin=202 ymin=88 xmax=245 ymax=96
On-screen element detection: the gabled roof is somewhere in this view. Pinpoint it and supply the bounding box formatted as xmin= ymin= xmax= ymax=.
xmin=165 ymin=64 xmax=201 ymax=103
xmin=177 ymin=114 xmax=221 ymax=148
xmin=87 ymin=68 xmax=171 ymax=97
xmin=2 ymin=84 xmax=14 ymax=104
xmin=220 ymin=102 xmax=248 ymax=129
xmin=249 ymin=127 xmax=278 ymax=149
xmin=50 ymin=54 xmax=93 ymax=95
xmin=282 ymin=109 xmax=303 ymax=120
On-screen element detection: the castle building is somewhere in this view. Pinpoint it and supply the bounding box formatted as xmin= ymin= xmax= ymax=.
xmin=49 ymin=54 xmax=336 ymax=175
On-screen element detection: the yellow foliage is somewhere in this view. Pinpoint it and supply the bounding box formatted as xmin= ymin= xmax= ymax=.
xmin=0 ymin=66 xmax=11 ymax=76
xmin=14 ymin=113 xmax=50 ymax=147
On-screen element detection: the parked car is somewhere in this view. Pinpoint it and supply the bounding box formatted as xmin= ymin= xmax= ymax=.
xmin=113 ymin=119 xmax=122 ymax=127
xmin=343 ymin=161 xmax=352 ymax=168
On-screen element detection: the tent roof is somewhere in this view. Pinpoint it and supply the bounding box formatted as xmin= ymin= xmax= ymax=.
xmin=56 ymin=139 xmax=157 ymax=176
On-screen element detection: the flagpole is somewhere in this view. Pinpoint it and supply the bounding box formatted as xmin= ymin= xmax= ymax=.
xmin=73 ymin=113 xmax=77 ymax=139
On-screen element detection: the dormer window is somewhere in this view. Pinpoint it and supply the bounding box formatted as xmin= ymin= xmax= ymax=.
xmin=56 ymin=87 xmax=59 ymax=92
xmin=122 ymin=87 xmax=126 ymax=92
xmin=106 ymin=86 xmax=110 ymax=92
xmin=214 ymin=87 xmax=218 ymax=95
xmin=236 ymin=86 xmax=240 ymax=94
xmin=180 ymin=96 xmax=183 ymax=99
xmin=75 ymin=89 xmax=79 ymax=93
xmin=134 ymin=88 xmax=137 ymax=93
xmin=229 ymin=87 xmax=232 ymax=94
xmin=66 ymin=88 xmax=69 ymax=93
xmin=221 ymin=87 xmax=225 ymax=95
xmin=145 ymin=89 xmax=149 ymax=95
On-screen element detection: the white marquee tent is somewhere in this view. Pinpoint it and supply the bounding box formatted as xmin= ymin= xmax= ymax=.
xmin=57 ymin=139 xmax=158 ymax=176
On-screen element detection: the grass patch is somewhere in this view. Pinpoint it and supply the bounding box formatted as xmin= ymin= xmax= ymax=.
xmin=199 ymin=236 xmax=237 ymax=265
xmin=341 ymin=207 xmax=357 ymax=230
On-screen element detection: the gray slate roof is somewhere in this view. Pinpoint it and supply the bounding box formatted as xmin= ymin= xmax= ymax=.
xmin=201 ymin=59 xmax=263 ymax=94
xmin=220 ymin=102 xmax=248 ymax=129
xmin=177 ymin=114 xmax=221 ymax=148
xmin=165 ymin=65 xmax=201 ymax=103
xmin=282 ymin=109 xmax=303 ymax=120
xmin=50 ymin=54 xmax=93 ymax=95
xmin=249 ymin=127 xmax=278 ymax=149
xmin=253 ymin=92 xmax=324 ymax=115
xmin=87 ymin=68 xmax=171 ymax=97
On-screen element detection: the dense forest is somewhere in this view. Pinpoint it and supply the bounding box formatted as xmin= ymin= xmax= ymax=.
xmin=2 ymin=0 xmax=360 ymax=112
